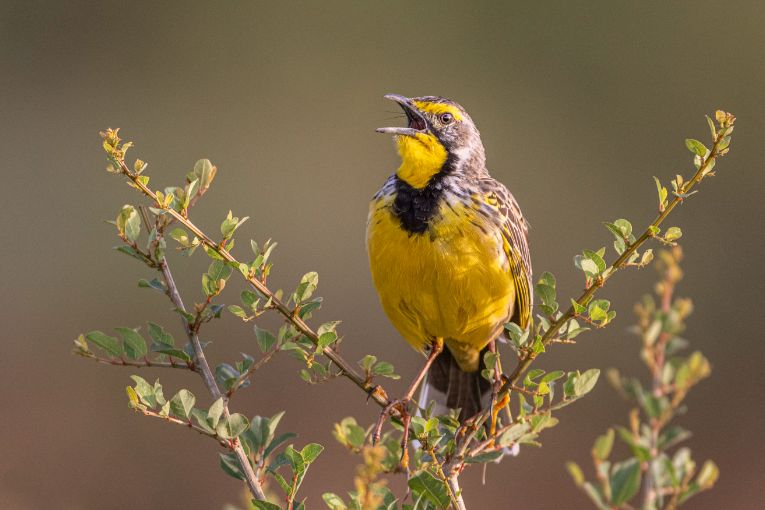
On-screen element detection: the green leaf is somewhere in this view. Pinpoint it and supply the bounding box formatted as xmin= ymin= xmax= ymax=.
xmin=504 ymin=322 xmax=527 ymax=347
xmin=284 ymin=445 xmax=306 ymax=474
xmin=372 ymin=361 xmax=400 ymax=379
xmin=207 ymin=260 xmax=233 ymax=282
xmin=117 ymin=205 xmax=141 ymax=242
xmin=207 ymin=398 xmax=225 ymax=428
xmin=114 ymin=245 xmax=147 ymax=263
xmin=592 ymin=429 xmax=614 ymax=461
xmin=317 ymin=329 xmax=339 ymax=352
xmin=665 ymin=226 xmax=683 ymax=242
xmin=332 ymin=417 xmax=366 ymax=450
xmin=566 ymin=461 xmax=585 ymax=487
xmin=116 ymin=327 xmax=147 ymax=360
xmin=530 ymin=412 xmax=559 ymax=433
xmin=571 ymin=299 xmax=586 ymax=315
xmin=535 ymin=277 xmax=558 ymax=315
xmin=170 ymin=227 xmax=200 ymax=253
xmin=696 ymin=460 xmax=719 ymax=490
xmin=202 ymin=274 xmax=218 ymax=296
xmin=147 ymin=322 xmax=174 ymax=347
xmin=582 ymin=250 xmax=607 ymax=275
xmin=605 ymin=219 xmax=632 ymax=239
xmin=610 ymin=459 xmax=641 ymax=505
xmin=151 ymin=345 xmax=191 ymax=362
xmin=301 ymin=443 xmax=324 ymax=464
xmin=130 ymin=375 xmax=157 ymax=408
xmin=615 ymin=427 xmax=651 ymax=462
xmin=658 ymin=425 xmax=692 ymax=450
xmin=640 ymin=249 xmax=654 ymax=266
xmin=588 ymin=299 xmax=610 ymax=323
xmin=575 ymin=249 xmax=606 ymax=278
xmin=228 ymin=304 xmax=249 ymax=320
xmin=242 ymin=415 xmax=270 ymax=453
xmin=126 ymin=385 xmax=142 ymax=409
xmin=219 ymin=452 xmax=245 ymax=480
xmin=192 ymin=159 xmax=217 ymax=190
xmin=685 ymin=138 xmax=708 ymax=157
xmin=192 ymin=410 xmax=216 ymax=433
xmin=85 ymin=331 xmax=122 ymax=357
xmin=262 ymin=432 xmax=298 ymax=460
xmin=705 ymin=115 xmax=717 ymax=139
xmin=293 ymin=271 xmax=319 ymax=304
xmin=531 ymin=335 xmax=545 ymax=355
xmin=408 ymin=471 xmax=450 ymax=508
xmin=318 ymin=321 xmax=341 ymax=337
xmin=217 ymin=413 xmax=250 ymax=439
xmin=675 ymin=351 xmax=711 ymax=389
xmin=251 ymin=502 xmax=282 ymax=510
xmin=298 ymin=297 xmax=323 ymax=320
xmin=539 ymin=271 xmax=556 ymax=288
xmin=170 ymin=389 xmax=195 ymax=419
xmin=322 ymin=493 xmax=348 ymax=510
xmin=653 ymin=176 xmax=668 ymax=208
xmin=541 ymin=370 xmax=565 ymax=383
xmin=241 ymin=289 xmax=259 ymax=308
xmin=360 ymin=354 xmax=377 ymax=372
xmin=220 ymin=210 xmax=249 ymax=239
xmin=254 ymin=325 xmax=277 ymax=352
xmin=583 ymin=482 xmax=610 ymax=510
xmin=138 ymin=278 xmax=165 ymax=292
xmin=574 ymin=369 xmax=600 ymax=397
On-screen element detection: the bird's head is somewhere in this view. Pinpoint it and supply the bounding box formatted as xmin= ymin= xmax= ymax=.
xmin=377 ymin=94 xmax=486 ymax=189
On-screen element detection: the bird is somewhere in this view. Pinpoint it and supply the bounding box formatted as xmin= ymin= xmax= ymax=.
xmin=366 ymin=94 xmax=532 ymax=422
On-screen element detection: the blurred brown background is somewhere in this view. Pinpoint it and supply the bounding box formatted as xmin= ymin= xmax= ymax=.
xmin=1 ymin=1 xmax=763 ymax=508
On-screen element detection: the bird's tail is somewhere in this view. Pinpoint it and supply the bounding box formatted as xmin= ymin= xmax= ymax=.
xmin=419 ymin=346 xmax=491 ymax=421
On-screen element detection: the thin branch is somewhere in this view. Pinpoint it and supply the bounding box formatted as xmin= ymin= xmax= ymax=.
xmin=642 ymin=278 xmax=674 ymax=508
xmin=76 ymin=352 xmax=194 ymax=370
xmin=478 ymin=119 xmax=733 ymax=437
xmin=134 ymin=406 xmax=228 ymax=447
xmin=157 ymin=243 xmax=268 ymax=502
xmin=447 ymin=475 xmax=467 ymax=510
xmin=449 ymin=129 xmax=730 ymax=468
xmin=226 ymin=347 xmax=279 ymax=398
xmin=427 ymin=446 xmax=462 ymax=510
xmin=112 ymin=155 xmax=392 ymax=410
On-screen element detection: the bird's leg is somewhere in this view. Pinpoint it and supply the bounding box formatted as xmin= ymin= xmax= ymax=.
xmin=371 ymin=338 xmax=444 ymax=468
xmin=399 ymin=412 xmax=412 ymax=470
xmin=488 ymin=340 xmax=510 ymax=444
xmin=404 ymin=337 xmax=444 ymax=402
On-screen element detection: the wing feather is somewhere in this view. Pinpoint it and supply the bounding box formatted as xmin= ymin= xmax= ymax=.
xmin=479 ymin=179 xmax=533 ymax=329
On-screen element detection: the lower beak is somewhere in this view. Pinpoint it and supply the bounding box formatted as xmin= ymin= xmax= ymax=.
xmin=377 ymin=94 xmax=427 ymax=136
xmin=376 ymin=126 xmax=421 ymax=136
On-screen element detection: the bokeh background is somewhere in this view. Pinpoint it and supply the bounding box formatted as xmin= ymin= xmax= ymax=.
xmin=1 ymin=1 xmax=764 ymax=508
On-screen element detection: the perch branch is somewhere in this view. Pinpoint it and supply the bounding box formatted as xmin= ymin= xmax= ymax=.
xmin=157 ymin=246 xmax=268 ymax=501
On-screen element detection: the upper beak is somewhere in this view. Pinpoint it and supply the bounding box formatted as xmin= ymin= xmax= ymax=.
xmin=376 ymin=94 xmax=428 ymax=136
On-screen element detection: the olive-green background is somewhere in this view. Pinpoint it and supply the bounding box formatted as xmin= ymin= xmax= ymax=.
xmin=1 ymin=1 xmax=763 ymax=508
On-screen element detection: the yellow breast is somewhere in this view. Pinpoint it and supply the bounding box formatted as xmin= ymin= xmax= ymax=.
xmin=366 ymin=196 xmax=516 ymax=370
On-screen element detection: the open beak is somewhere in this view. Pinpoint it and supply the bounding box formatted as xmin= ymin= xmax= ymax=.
xmin=376 ymin=94 xmax=428 ymax=136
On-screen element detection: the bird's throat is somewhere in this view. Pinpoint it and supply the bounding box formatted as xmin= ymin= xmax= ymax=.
xmin=395 ymin=133 xmax=448 ymax=189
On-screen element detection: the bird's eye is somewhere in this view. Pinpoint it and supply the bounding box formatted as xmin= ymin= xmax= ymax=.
xmin=439 ymin=113 xmax=454 ymax=124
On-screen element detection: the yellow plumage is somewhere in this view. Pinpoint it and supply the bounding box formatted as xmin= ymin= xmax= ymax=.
xmin=367 ymin=196 xmax=516 ymax=371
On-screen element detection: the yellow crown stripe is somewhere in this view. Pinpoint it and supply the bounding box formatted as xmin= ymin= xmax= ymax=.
xmin=413 ymin=101 xmax=464 ymax=121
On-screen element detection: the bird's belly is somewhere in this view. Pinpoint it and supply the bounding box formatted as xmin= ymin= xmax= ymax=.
xmin=367 ymin=204 xmax=515 ymax=354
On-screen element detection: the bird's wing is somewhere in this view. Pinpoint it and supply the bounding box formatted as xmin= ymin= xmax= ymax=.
xmin=478 ymin=179 xmax=533 ymax=329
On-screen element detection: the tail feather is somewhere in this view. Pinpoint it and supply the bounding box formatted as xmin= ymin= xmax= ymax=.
xmin=420 ymin=346 xmax=491 ymax=421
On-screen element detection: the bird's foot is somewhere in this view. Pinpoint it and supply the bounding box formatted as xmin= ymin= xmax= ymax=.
xmin=371 ymin=397 xmax=414 ymax=471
